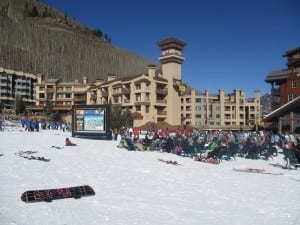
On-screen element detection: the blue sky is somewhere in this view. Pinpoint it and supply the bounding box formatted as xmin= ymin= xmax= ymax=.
xmin=42 ymin=0 xmax=300 ymax=97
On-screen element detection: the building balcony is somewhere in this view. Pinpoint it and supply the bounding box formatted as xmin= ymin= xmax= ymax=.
xmin=53 ymin=105 xmax=72 ymax=111
xmin=224 ymin=102 xmax=236 ymax=106
xmin=112 ymin=92 xmax=122 ymax=96
xmin=271 ymin=88 xmax=280 ymax=96
xmin=134 ymin=101 xmax=150 ymax=106
xmin=157 ymin=110 xmax=167 ymax=115
xmin=155 ymin=99 xmax=167 ymax=104
xmin=46 ymin=88 xmax=55 ymax=93
xmin=156 ymin=88 xmax=168 ymax=95
xmin=287 ymin=57 xmax=300 ymax=66
xmin=74 ymin=96 xmax=87 ymax=101
xmin=101 ymin=90 xmax=109 ymax=96
xmin=90 ymin=94 xmax=97 ymax=100
xmin=122 ymin=88 xmax=131 ymax=94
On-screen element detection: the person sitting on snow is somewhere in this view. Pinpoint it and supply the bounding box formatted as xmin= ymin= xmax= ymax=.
xmin=65 ymin=138 xmax=77 ymax=146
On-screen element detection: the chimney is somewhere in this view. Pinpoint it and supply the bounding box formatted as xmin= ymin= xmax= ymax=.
xmin=83 ymin=76 xmax=87 ymax=84
xmin=107 ymin=74 xmax=117 ymax=81
xmin=147 ymin=64 xmax=156 ymax=79
xmin=37 ymin=74 xmax=44 ymax=84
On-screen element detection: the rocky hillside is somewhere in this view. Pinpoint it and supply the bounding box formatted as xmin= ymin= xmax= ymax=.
xmin=260 ymin=93 xmax=272 ymax=116
xmin=0 ymin=0 xmax=156 ymax=82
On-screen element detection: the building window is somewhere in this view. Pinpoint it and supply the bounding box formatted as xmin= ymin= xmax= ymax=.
xmin=135 ymin=94 xmax=141 ymax=101
xmin=292 ymin=80 xmax=297 ymax=88
xmin=57 ymin=94 xmax=64 ymax=99
xmin=135 ymin=84 xmax=141 ymax=90
xmin=145 ymin=93 xmax=149 ymax=101
xmin=136 ymin=106 xmax=141 ymax=111
xmin=113 ymin=96 xmax=119 ymax=103
xmin=113 ymin=87 xmax=121 ymax=93
xmin=294 ymin=66 xmax=300 ymax=74
xmin=65 ymin=93 xmax=71 ymax=98
xmin=196 ymin=114 xmax=202 ymax=118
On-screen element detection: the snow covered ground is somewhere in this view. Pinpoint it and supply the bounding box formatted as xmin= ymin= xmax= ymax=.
xmin=0 ymin=126 xmax=299 ymax=225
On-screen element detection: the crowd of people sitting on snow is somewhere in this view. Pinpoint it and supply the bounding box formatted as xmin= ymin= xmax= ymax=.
xmin=116 ymin=126 xmax=300 ymax=167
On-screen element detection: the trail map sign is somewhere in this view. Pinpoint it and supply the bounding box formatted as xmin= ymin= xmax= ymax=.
xmin=71 ymin=104 xmax=111 ymax=139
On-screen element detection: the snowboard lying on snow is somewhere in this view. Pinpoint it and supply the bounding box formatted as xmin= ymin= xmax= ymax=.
xmin=233 ymin=168 xmax=283 ymax=175
xmin=21 ymin=185 xmax=95 ymax=203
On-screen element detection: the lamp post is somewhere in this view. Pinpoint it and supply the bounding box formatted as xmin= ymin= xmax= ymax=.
xmin=255 ymin=115 xmax=258 ymax=132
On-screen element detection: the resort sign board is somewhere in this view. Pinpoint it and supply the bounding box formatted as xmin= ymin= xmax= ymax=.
xmin=71 ymin=104 xmax=111 ymax=139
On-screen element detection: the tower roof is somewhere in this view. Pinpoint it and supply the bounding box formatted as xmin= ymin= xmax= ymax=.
xmin=157 ymin=38 xmax=186 ymax=51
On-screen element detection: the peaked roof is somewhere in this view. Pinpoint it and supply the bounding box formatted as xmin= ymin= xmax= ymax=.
xmin=264 ymin=70 xmax=290 ymax=83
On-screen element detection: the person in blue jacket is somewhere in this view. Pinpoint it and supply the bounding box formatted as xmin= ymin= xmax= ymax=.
xmin=0 ymin=118 xmax=3 ymax=131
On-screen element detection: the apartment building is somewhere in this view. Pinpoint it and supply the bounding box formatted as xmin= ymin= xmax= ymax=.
xmin=181 ymin=88 xmax=261 ymax=130
xmin=265 ymin=46 xmax=300 ymax=110
xmin=0 ymin=67 xmax=36 ymax=110
xmin=17 ymin=37 xmax=261 ymax=129
xmin=86 ymin=38 xmax=186 ymax=127
xmin=32 ymin=74 xmax=88 ymax=113
xmin=87 ymin=38 xmax=261 ymax=129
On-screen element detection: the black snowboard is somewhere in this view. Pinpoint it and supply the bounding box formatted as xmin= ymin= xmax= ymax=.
xmin=21 ymin=185 xmax=95 ymax=203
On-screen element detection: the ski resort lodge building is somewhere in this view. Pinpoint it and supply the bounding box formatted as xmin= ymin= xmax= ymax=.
xmin=6 ymin=38 xmax=261 ymax=130
xmin=85 ymin=38 xmax=261 ymax=130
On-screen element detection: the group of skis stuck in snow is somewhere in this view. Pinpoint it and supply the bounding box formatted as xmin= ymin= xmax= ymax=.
xmin=116 ymin=128 xmax=300 ymax=168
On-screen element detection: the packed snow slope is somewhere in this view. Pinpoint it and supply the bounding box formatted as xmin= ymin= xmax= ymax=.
xmin=0 ymin=128 xmax=299 ymax=225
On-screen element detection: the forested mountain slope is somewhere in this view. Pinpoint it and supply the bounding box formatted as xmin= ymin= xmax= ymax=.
xmin=0 ymin=0 xmax=157 ymax=82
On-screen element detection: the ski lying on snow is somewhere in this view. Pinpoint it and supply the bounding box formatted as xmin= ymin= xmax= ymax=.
xmin=51 ymin=145 xmax=64 ymax=149
xmin=233 ymin=168 xmax=283 ymax=175
xmin=158 ymin=158 xmax=183 ymax=166
xmin=15 ymin=151 xmax=50 ymax=162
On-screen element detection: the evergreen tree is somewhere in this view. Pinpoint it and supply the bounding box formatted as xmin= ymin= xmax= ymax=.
xmin=124 ymin=108 xmax=133 ymax=127
xmin=43 ymin=99 xmax=54 ymax=119
xmin=42 ymin=7 xmax=48 ymax=17
xmin=14 ymin=95 xmax=25 ymax=115
xmin=110 ymin=104 xmax=123 ymax=129
xmin=110 ymin=105 xmax=133 ymax=129
xmin=30 ymin=6 xmax=39 ymax=17
xmin=0 ymin=100 xmax=4 ymax=114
